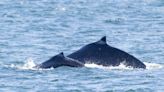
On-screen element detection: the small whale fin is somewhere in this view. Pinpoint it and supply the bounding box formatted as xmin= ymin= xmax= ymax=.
xmin=96 ymin=36 xmax=107 ymax=44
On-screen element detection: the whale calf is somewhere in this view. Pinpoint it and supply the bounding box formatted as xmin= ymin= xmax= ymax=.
xmin=68 ymin=36 xmax=146 ymax=69
xmin=35 ymin=52 xmax=84 ymax=69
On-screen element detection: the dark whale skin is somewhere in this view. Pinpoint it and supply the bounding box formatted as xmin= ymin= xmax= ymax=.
xmin=35 ymin=52 xmax=84 ymax=69
xmin=68 ymin=36 xmax=146 ymax=69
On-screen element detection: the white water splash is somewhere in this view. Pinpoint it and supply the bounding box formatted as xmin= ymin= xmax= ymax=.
xmin=9 ymin=58 xmax=55 ymax=70
xmin=85 ymin=62 xmax=163 ymax=70
xmin=85 ymin=63 xmax=133 ymax=70
xmin=10 ymin=58 xmax=37 ymax=70
xmin=21 ymin=58 xmax=36 ymax=69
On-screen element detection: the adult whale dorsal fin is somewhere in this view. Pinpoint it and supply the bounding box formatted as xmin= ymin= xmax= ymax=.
xmin=58 ymin=52 xmax=64 ymax=57
xmin=101 ymin=36 xmax=106 ymax=42
xmin=96 ymin=36 xmax=107 ymax=44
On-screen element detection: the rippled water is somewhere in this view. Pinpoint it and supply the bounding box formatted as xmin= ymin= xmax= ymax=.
xmin=0 ymin=0 xmax=164 ymax=92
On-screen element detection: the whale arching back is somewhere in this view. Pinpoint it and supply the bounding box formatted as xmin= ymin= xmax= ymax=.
xmin=68 ymin=36 xmax=146 ymax=68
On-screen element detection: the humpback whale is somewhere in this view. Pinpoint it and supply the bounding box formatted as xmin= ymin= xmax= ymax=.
xmin=68 ymin=36 xmax=146 ymax=69
xmin=35 ymin=52 xmax=84 ymax=69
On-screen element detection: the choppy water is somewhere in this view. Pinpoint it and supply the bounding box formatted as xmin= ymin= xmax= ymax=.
xmin=0 ymin=0 xmax=164 ymax=92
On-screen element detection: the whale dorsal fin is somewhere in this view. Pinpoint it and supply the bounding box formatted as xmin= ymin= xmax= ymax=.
xmin=101 ymin=36 xmax=106 ymax=42
xmin=96 ymin=36 xmax=107 ymax=44
xmin=58 ymin=52 xmax=64 ymax=57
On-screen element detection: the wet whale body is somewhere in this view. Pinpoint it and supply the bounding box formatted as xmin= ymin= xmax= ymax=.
xmin=36 ymin=36 xmax=146 ymax=69
xmin=35 ymin=52 xmax=84 ymax=69
xmin=68 ymin=36 xmax=146 ymax=69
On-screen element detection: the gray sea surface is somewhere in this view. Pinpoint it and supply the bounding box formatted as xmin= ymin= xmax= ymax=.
xmin=0 ymin=0 xmax=164 ymax=92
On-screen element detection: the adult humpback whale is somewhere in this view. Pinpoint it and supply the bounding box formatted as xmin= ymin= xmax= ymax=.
xmin=35 ymin=52 xmax=84 ymax=69
xmin=68 ymin=36 xmax=146 ymax=69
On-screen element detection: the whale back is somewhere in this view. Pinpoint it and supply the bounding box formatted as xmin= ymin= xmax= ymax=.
xmin=36 ymin=52 xmax=84 ymax=69
xmin=68 ymin=37 xmax=146 ymax=68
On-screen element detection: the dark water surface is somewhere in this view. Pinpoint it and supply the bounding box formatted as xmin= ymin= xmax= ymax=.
xmin=0 ymin=0 xmax=164 ymax=92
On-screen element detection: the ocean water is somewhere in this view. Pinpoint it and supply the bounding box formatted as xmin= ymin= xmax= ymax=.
xmin=0 ymin=0 xmax=164 ymax=92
